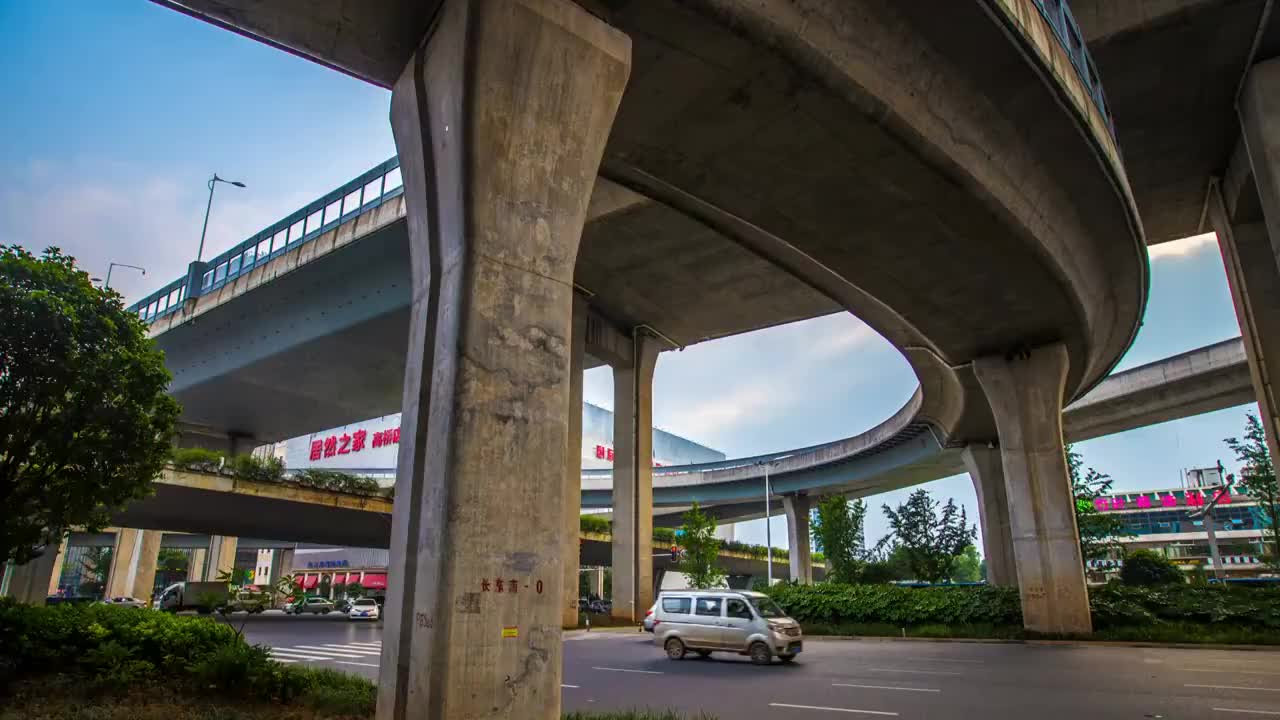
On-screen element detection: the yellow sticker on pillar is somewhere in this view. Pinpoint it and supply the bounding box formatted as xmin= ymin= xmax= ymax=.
xmin=502 ymin=626 xmax=519 ymax=639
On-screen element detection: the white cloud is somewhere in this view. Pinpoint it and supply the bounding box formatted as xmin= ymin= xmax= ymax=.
xmin=1148 ymin=232 xmax=1217 ymax=261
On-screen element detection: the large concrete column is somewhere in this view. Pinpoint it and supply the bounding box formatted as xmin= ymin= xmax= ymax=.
xmin=562 ymin=294 xmax=588 ymax=628
xmin=1219 ymin=57 xmax=1280 ymax=467
xmin=783 ymin=495 xmax=813 ymax=584
xmin=203 ymin=535 xmax=237 ymax=581
xmin=187 ymin=548 xmax=207 ymax=582
xmin=611 ymin=332 xmax=661 ymax=622
xmin=377 ymin=2 xmax=630 ymax=718
xmin=3 ymin=541 xmax=64 ymax=604
xmin=106 ymin=528 xmax=143 ymax=598
xmin=588 ymin=567 xmax=605 ymax=599
xmin=132 ymin=531 xmax=162 ymax=600
xmin=973 ymin=343 xmax=1091 ymax=634
xmin=961 ymin=444 xmax=1017 ymax=587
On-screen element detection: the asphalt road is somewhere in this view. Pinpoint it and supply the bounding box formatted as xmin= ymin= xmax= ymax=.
xmin=237 ymin=615 xmax=1280 ymax=718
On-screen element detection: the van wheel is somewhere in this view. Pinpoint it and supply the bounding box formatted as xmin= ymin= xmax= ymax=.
xmin=749 ymin=642 xmax=772 ymax=666
xmin=664 ymin=638 xmax=686 ymax=660
xmin=695 ymin=649 xmax=712 ymax=658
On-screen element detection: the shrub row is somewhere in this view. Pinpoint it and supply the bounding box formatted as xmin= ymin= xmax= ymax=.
xmin=169 ymin=449 xmax=385 ymax=497
xmin=0 ymin=600 xmax=375 ymax=715
xmin=764 ymin=581 xmax=1280 ymax=634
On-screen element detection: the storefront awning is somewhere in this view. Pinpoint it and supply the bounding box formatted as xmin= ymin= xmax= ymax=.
xmin=361 ymin=573 xmax=387 ymax=589
xmin=301 ymin=574 xmax=318 ymax=590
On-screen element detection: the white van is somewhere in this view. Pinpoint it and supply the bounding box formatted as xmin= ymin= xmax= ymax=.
xmin=652 ymin=589 xmax=802 ymax=665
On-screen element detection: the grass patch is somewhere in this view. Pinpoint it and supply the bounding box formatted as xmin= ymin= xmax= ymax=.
xmin=0 ymin=679 xmax=368 ymax=720
xmin=801 ymin=621 xmax=1280 ymax=646
xmin=1090 ymin=622 xmax=1280 ymax=646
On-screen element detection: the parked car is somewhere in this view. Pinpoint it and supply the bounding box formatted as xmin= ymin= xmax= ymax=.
xmin=288 ymin=596 xmax=336 ymax=615
xmin=652 ymin=590 xmax=802 ymax=665
xmin=347 ymin=597 xmax=380 ymax=621
xmin=103 ymin=596 xmax=147 ymax=608
xmin=643 ymin=602 xmax=657 ymax=632
xmin=155 ymin=581 xmax=228 ymax=614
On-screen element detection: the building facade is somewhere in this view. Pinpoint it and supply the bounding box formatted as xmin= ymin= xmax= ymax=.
xmin=1087 ymin=477 xmax=1276 ymax=580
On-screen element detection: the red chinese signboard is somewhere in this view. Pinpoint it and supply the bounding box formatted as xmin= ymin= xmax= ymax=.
xmin=311 ymin=426 xmax=400 ymax=461
xmin=1095 ymin=489 xmax=1232 ymax=512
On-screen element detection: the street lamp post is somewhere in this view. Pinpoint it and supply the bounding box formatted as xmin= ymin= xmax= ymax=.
xmin=197 ymin=174 xmax=246 ymax=262
xmin=758 ymin=460 xmax=777 ymax=585
xmin=105 ymin=262 xmax=145 ymax=289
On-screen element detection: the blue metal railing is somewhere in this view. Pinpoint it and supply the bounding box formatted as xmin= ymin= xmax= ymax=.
xmin=1029 ymin=0 xmax=1115 ymax=136
xmin=128 ymin=157 xmax=404 ymax=322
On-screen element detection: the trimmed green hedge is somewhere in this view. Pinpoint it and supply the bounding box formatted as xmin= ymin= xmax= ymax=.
xmin=0 ymin=600 xmax=374 ymax=714
xmin=765 ymin=582 xmax=1021 ymax=626
xmin=764 ymin=582 xmax=1280 ymax=636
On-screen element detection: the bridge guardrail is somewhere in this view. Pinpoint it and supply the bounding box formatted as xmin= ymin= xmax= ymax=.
xmin=128 ymin=157 xmax=403 ymax=322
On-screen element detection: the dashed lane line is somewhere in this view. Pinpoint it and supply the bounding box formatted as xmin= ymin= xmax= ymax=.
xmin=1214 ymin=710 xmax=1280 ymax=716
xmin=591 ymin=666 xmax=664 ymax=675
xmin=769 ymin=703 xmax=898 ymax=716
xmin=865 ymin=668 xmax=963 ymax=676
xmin=1188 ymin=685 xmax=1280 ymax=693
xmin=833 ymin=684 xmax=940 ymax=693
xmin=335 ymin=661 xmax=379 ymax=668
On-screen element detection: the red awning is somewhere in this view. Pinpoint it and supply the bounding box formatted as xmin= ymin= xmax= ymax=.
xmin=361 ymin=573 xmax=387 ymax=589
xmin=301 ymin=574 xmax=318 ymax=589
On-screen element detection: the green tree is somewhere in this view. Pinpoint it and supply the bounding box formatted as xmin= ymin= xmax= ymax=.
xmin=950 ymin=544 xmax=982 ymax=583
xmin=1120 ymin=549 xmax=1184 ymax=586
xmin=882 ymin=490 xmax=975 ymax=583
xmin=344 ymin=581 xmax=365 ymax=599
xmin=1068 ymin=444 xmax=1131 ymax=563
xmin=811 ymin=496 xmax=866 ymax=584
xmin=1225 ymin=413 xmax=1280 ymax=561
xmin=676 ymin=502 xmax=725 ymax=589
xmin=1 ymin=246 xmax=179 ymax=564
xmin=154 ymin=548 xmax=190 ymax=592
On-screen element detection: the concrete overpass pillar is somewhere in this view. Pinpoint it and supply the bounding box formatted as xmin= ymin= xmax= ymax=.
xmin=961 ymin=445 xmax=1017 ymax=587
xmin=378 ymin=2 xmax=630 ymax=718
xmin=563 ymin=294 xmax=588 ymax=628
xmin=203 ymin=535 xmax=237 ymax=581
xmin=973 ymin=343 xmax=1091 ymax=635
xmin=107 ymin=528 xmax=164 ymax=600
xmin=1217 ymin=57 xmax=1280 ymax=467
xmin=2 ymin=538 xmax=64 ymax=604
xmin=611 ymin=332 xmax=661 ymax=623
xmin=783 ymin=495 xmax=813 ymax=584
xmin=187 ymin=548 xmax=207 ymax=582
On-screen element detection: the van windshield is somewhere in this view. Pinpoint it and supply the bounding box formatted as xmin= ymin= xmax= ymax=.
xmin=748 ymin=597 xmax=786 ymax=618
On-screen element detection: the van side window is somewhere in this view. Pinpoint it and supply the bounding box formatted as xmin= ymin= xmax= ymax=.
xmin=662 ymin=597 xmax=691 ymax=614
xmin=694 ymin=597 xmax=722 ymax=617
xmin=726 ymin=598 xmax=752 ymax=619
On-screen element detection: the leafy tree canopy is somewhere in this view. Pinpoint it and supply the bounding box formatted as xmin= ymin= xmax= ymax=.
xmin=882 ymin=489 xmax=975 ymax=583
xmin=1225 ymin=413 xmax=1280 ymax=561
xmin=1 ymin=246 xmax=179 ymax=564
xmin=676 ymin=502 xmax=725 ymax=589
xmin=812 ymin=495 xmax=866 ymax=584
xmin=1068 ymin=444 xmax=1131 ymax=564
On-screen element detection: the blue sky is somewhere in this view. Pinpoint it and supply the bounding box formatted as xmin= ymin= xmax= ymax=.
xmin=0 ymin=2 xmax=1258 ymax=551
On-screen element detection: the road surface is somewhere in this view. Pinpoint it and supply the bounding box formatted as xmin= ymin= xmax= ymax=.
xmin=235 ymin=615 xmax=1280 ymax=718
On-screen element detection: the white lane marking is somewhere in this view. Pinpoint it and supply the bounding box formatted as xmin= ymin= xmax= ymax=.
xmin=270 ymin=657 xmax=298 ymax=664
xmin=1188 ymin=685 xmax=1280 ymax=693
xmin=833 ymin=683 xmax=940 ymax=693
xmin=320 ymin=644 xmax=382 ymax=654
xmin=1188 ymin=669 xmax=1280 ymax=676
xmin=335 ymin=661 xmax=379 ymax=668
xmin=292 ymin=645 xmax=379 ymax=657
xmin=273 ymin=647 xmax=369 ymax=658
xmin=1215 ymin=710 xmax=1280 ymax=716
xmin=769 ymin=703 xmax=897 ymax=716
xmin=268 ymin=650 xmax=329 ymax=661
xmin=346 ymin=642 xmax=382 ymax=647
xmin=562 ymin=684 xmax=580 ymax=689
xmin=591 ymin=666 xmax=664 ymax=675
xmin=865 ymin=668 xmax=962 ymax=676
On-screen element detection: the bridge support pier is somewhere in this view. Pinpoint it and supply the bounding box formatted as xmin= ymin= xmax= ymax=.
xmin=1 ymin=537 xmax=66 ymax=604
xmin=961 ymin=445 xmax=1016 ymax=587
xmin=377 ymin=1 xmax=630 ymax=718
xmin=563 ymin=295 xmax=588 ymax=628
xmin=611 ymin=332 xmax=661 ymax=623
xmin=974 ymin=343 xmax=1091 ymax=635
xmin=106 ymin=528 xmax=163 ymax=600
xmin=783 ymin=495 xmax=813 ymax=584
xmin=203 ymin=535 xmax=238 ymax=581
xmin=1213 ymin=57 xmax=1280 ymax=469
